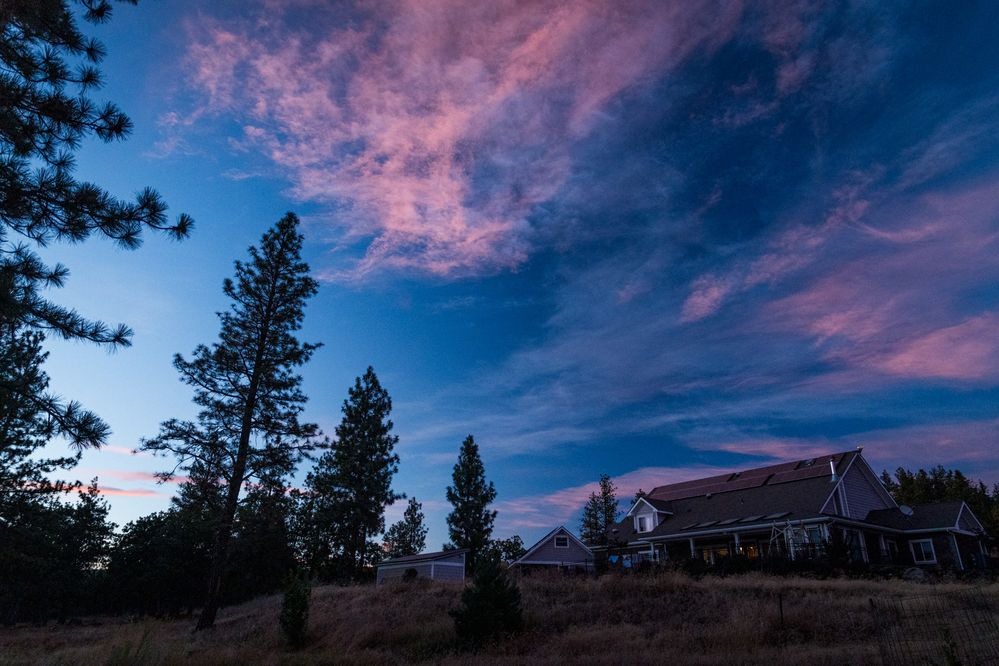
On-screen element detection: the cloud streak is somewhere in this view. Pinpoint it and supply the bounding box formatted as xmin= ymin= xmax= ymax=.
xmin=178 ymin=0 xmax=743 ymax=278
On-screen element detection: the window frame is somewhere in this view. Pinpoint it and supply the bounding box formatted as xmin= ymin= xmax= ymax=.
xmin=636 ymin=515 xmax=650 ymax=533
xmin=554 ymin=535 xmax=570 ymax=549
xmin=909 ymin=539 xmax=937 ymax=565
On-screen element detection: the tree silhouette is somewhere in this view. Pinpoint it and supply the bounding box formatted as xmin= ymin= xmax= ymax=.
xmin=445 ymin=435 xmax=497 ymax=575
xmin=141 ymin=213 xmax=319 ymax=629
xmin=1 ymin=0 xmax=192 ymax=449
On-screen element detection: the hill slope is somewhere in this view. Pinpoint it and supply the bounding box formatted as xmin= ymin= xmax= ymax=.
xmin=1 ymin=573 xmax=995 ymax=664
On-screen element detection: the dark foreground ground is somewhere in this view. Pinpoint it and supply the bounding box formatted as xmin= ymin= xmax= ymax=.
xmin=1 ymin=572 xmax=996 ymax=665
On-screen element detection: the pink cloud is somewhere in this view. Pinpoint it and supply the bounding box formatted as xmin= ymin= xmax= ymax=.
xmin=689 ymin=437 xmax=837 ymax=462
xmin=105 ymin=470 xmax=192 ymax=485
xmin=680 ymin=274 xmax=735 ymax=322
xmin=763 ymin=175 xmax=999 ymax=385
xmin=93 ymin=486 xmax=162 ymax=498
xmin=179 ymin=1 xmax=744 ymax=279
xmin=874 ymin=314 xmax=999 ymax=380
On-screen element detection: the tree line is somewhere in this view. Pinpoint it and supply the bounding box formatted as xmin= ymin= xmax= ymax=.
xmin=0 ymin=212 xmax=518 ymax=625
xmin=0 ymin=2 xmax=522 ymax=628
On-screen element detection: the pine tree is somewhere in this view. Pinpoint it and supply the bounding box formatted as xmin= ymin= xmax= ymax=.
xmin=450 ymin=554 xmax=523 ymax=650
xmin=1 ymin=1 xmax=191 ymax=448
xmin=580 ymin=474 xmax=619 ymax=546
xmin=445 ymin=435 xmax=497 ymax=575
xmin=384 ymin=497 xmax=428 ymax=558
xmin=296 ymin=367 xmax=401 ymax=580
xmin=140 ymin=213 xmax=320 ymax=629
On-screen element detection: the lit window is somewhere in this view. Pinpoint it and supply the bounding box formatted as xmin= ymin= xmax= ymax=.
xmin=909 ymin=539 xmax=936 ymax=564
xmin=554 ymin=535 xmax=569 ymax=548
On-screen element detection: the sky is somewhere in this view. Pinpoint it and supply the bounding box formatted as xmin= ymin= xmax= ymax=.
xmin=39 ymin=0 xmax=999 ymax=549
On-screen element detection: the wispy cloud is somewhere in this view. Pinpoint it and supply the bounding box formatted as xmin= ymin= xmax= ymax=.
xmin=176 ymin=0 xmax=744 ymax=278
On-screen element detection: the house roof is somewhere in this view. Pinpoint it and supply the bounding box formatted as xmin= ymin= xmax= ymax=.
xmin=605 ymin=450 xmax=860 ymax=545
xmin=379 ymin=548 xmax=468 ymax=565
xmin=513 ymin=525 xmax=592 ymax=566
xmin=865 ymin=501 xmax=967 ymax=531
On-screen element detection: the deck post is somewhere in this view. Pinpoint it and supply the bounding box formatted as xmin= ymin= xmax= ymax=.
xmin=689 ymin=538 xmax=696 ymax=559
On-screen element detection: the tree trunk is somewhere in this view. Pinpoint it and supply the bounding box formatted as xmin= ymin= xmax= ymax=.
xmin=196 ymin=306 xmax=273 ymax=629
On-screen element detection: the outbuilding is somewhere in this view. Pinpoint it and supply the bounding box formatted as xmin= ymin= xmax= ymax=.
xmin=512 ymin=526 xmax=594 ymax=572
xmin=376 ymin=549 xmax=467 ymax=584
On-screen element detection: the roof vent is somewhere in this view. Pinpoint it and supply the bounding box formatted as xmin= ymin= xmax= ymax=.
xmin=829 ymin=459 xmax=839 ymax=483
xmin=705 ymin=492 xmax=712 ymax=499
xmin=900 ymin=505 xmax=914 ymax=517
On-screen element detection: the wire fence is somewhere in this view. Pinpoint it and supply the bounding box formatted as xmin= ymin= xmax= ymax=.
xmin=870 ymin=587 xmax=999 ymax=665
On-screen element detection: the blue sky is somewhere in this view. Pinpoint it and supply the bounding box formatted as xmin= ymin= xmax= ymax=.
xmin=41 ymin=0 xmax=999 ymax=548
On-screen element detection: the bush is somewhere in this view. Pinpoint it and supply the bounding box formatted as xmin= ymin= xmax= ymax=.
xmin=451 ymin=556 xmax=523 ymax=649
xmin=279 ymin=572 xmax=311 ymax=648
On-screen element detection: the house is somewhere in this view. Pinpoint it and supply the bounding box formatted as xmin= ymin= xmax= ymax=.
xmin=375 ymin=549 xmax=467 ymax=584
xmin=512 ymin=526 xmax=594 ymax=572
xmin=592 ymin=448 xmax=989 ymax=571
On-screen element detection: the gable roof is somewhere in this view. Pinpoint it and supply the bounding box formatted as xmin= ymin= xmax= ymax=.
xmin=604 ymin=450 xmax=861 ymax=545
xmin=514 ymin=526 xmax=592 ymax=565
xmin=379 ymin=549 xmax=468 ymax=566
xmin=626 ymin=496 xmax=674 ymax=517
xmin=865 ymin=501 xmax=971 ymax=532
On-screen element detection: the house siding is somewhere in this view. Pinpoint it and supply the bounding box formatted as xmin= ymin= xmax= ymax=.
xmin=842 ymin=464 xmax=892 ymax=520
xmin=376 ymin=552 xmax=465 ymax=584
xmin=959 ymin=508 xmax=982 ymax=532
xmin=377 ymin=562 xmax=433 ymax=583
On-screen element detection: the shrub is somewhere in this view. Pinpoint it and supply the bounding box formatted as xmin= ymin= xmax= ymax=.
xmin=279 ymin=571 xmax=311 ymax=649
xmin=451 ymin=555 xmax=523 ymax=649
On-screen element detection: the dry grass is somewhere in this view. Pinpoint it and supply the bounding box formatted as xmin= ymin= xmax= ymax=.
xmin=1 ymin=573 xmax=996 ymax=665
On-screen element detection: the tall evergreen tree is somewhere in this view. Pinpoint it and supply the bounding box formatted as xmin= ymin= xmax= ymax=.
xmin=384 ymin=497 xmax=428 ymax=558
xmin=580 ymin=474 xmax=619 ymax=546
xmin=140 ymin=213 xmax=320 ymax=629
xmin=296 ymin=368 xmax=400 ymax=579
xmin=1 ymin=0 xmax=191 ymax=448
xmin=445 ymin=435 xmax=497 ymax=575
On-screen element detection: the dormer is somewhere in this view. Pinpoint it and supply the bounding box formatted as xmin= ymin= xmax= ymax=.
xmin=625 ymin=497 xmax=673 ymax=534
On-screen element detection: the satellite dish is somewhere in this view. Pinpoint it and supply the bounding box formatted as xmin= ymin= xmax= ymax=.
xmin=900 ymin=505 xmax=914 ymax=516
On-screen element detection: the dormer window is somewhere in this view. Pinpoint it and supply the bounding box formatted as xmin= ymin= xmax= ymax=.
xmin=636 ymin=515 xmax=650 ymax=533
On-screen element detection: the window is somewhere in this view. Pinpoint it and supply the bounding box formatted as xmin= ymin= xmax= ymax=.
xmin=805 ymin=527 xmax=823 ymax=544
xmin=554 ymin=535 xmax=569 ymax=548
xmin=636 ymin=516 xmax=650 ymax=532
xmin=909 ymin=539 xmax=937 ymax=564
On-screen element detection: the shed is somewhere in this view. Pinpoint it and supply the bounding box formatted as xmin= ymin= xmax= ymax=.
xmin=376 ymin=549 xmax=467 ymax=584
xmin=512 ymin=526 xmax=594 ymax=571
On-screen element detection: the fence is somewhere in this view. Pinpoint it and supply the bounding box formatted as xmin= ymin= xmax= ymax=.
xmin=870 ymin=587 xmax=999 ymax=665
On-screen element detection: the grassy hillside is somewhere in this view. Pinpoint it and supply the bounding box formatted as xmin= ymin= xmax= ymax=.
xmin=1 ymin=573 xmax=995 ymax=665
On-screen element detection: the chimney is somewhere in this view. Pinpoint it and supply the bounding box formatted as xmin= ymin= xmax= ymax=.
xmin=829 ymin=459 xmax=839 ymax=483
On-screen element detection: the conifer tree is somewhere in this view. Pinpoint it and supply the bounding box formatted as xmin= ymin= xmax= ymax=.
xmin=580 ymin=474 xmax=619 ymax=546
xmin=296 ymin=367 xmax=400 ymax=579
xmin=141 ymin=213 xmax=319 ymax=629
xmin=451 ymin=554 xmax=523 ymax=650
xmin=1 ymin=1 xmax=192 ymax=448
xmin=445 ymin=435 xmax=497 ymax=575
xmin=384 ymin=497 xmax=427 ymax=558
